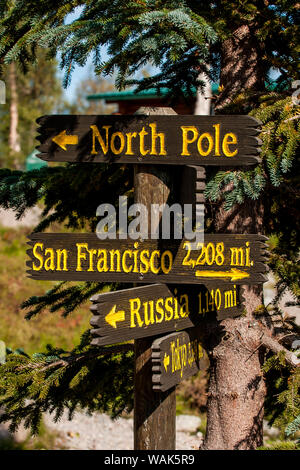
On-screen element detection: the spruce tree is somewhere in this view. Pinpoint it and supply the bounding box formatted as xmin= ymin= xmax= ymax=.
xmin=0 ymin=49 xmax=63 ymax=168
xmin=0 ymin=1 xmax=299 ymax=449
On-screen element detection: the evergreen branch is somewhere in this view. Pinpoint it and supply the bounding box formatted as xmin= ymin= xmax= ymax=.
xmin=0 ymin=332 xmax=135 ymax=433
xmin=19 ymin=344 xmax=134 ymax=372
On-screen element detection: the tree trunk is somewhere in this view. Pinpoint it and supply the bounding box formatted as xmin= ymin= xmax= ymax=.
xmin=201 ymin=25 xmax=267 ymax=449
xmin=200 ymin=199 xmax=267 ymax=450
xmin=194 ymin=72 xmax=212 ymax=115
xmin=215 ymin=24 xmax=265 ymax=111
xmin=8 ymin=62 xmax=21 ymax=167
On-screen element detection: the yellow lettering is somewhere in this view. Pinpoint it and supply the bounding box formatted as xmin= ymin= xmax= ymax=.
xmin=224 ymin=290 xmax=234 ymax=308
xmin=245 ymin=241 xmax=251 ymax=267
xmin=87 ymin=248 xmax=97 ymax=272
xmin=150 ymin=250 xmax=160 ymax=274
xmin=111 ymin=132 xmax=125 ymax=155
xmin=109 ymin=249 xmax=121 ymax=272
xmin=44 ymin=248 xmax=55 ymax=271
xmin=197 ymin=132 xmax=214 ymax=156
xmin=165 ymin=297 xmax=174 ymax=321
xmin=222 ymin=132 xmax=238 ymax=157
xmin=139 ymin=127 xmax=149 ymax=156
xmin=56 ymin=249 xmax=68 ymax=271
xmin=155 ymin=298 xmax=164 ymax=323
xmin=76 ymin=243 xmax=88 ymax=271
xmin=140 ymin=249 xmax=150 ymax=274
xmin=125 ymin=132 xmax=137 ymax=155
xmin=179 ymin=294 xmax=189 ymax=318
xmin=122 ymin=250 xmax=133 ymax=273
xmin=133 ymin=242 xmax=139 ymax=273
xmin=149 ymin=122 xmax=167 ymax=155
xmin=161 ymin=250 xmax=173 ymax=274
xmin=32 ymin=243 xmax=44 ymax=271
xmin=90 ymin=125 xmax=111 ymax=155
xmin=181 ymin=126 xmax=198 ymax=155
xmin=144 ymin=300 xmax=155 ymax=326
xmin=130 ymin=298 xmax=143 ymax=328
xmin=97 ymin=249 xmax=108 ymax=272
xmin=230 ymin=247 xmax=244 ymax=266
xmin=213 ymin=124 xmax=221 ymax=156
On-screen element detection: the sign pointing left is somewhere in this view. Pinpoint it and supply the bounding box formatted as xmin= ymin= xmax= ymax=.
xmin=89 ymin=283 xmax=245 ymax=347
xmin=52 ymin=130 xmax=78 ymax=151
xmin=163 ymin=353 xmax=170 ymax=372
xmin=105 ymin=305 xmax=125 ymax=329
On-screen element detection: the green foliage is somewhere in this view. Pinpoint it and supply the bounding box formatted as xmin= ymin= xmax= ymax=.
xmin=257 ymin=441 xmax=299 ymax=450
xmin=0 ymin=332 xmax=134 ymax=435
xmin=0 ymin=1 xmax=216 ymax=98
xmin=0 ymin=1 xmax=297 ymax=100
xmin=0 ymin=162 xmax=133 ymax=229
xmin=285 ymin=414 xmax=300 ymax=441
xmin=205 ymin=94 xmax=300 ymax=315
xmin=0 ymin=49 xmax=63 ymax=168
xmin=0 ymin=0 xmax=298 ymax=444
xmin=205 ymin=95 xmax=299 ymax=210
xmin=262 ymin=353 xmax=300 ymax=438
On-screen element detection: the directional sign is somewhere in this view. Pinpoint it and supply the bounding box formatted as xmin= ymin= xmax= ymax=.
xmin=89 ymin=283 xmax=245 ymax=346
xmin=36 ymin=115 xmax=261 ymax=166
xmin=26 ymin=233 xmax=268 ymax=285
xmin=152 ymin=328 xmax=205 ymax=392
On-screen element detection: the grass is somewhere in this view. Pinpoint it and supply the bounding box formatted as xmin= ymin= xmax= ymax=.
xmin=0 ymin=225 xmax=92 ymax=356
xmin=0 ymin=223 xmax=99 ymax=449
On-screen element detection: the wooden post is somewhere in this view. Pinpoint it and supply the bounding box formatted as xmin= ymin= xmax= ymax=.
xmin=133 ymin=106 xmax=177 ymax=450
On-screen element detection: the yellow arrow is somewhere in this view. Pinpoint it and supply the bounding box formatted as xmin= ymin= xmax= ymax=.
xmin=195 ymin=268 xmax=250 ymax=281
xmin=163 ymin=353 xmax=170 ymax=372
xmin=105 ymin=305 xmax=125 ymax=329
xmin=52 ymin=130 xmax=78 ymax=151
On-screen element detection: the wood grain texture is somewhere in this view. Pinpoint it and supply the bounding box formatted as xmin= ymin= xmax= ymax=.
xmin=89 ymin=283 xmax=245 ymax=346
xmin=151 ymin=327 xmax=205 ymax=392
xmin=133 ymin=106 xmax=176 ymax=451
xmin=36 ymin=114 xmax=261 ymax=166
xmin=27 ymin=233 xmax=268 ymax=285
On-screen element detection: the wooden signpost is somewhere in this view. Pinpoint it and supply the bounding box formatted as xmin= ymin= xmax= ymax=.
xmin=26 ymin=233 xmax=267 ymax=284
xmin=89 ymin=283 xmax=245 ymax=346
xmin=36 ymin=114 xmax=261 ymax=166
xmin=152 ymin=328 xmax=205 ymax=392
xmin=26 ymin=106 xmax=266 ymax=450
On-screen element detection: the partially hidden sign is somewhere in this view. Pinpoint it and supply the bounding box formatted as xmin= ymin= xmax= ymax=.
xmin=36 ymin=115 xmax=261 ymax=166
xmin=152 ymin=328 xmax=205 ymax=392
xmin=89 ymin=283 xmax=245 ymax=346
xmin=26 ymin=233 xmax=268 ymax=285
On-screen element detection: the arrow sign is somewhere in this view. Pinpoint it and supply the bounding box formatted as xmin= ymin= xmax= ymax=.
xmin=163 ymin=353 xmax=170 ymax=372
xmin=36 ymin=114 xmax=262 ymax=166
xmin=89 ymin=283 xmax=245 ymax=346
xmin=105 ymin=305 xmax=125 ymax=329
xmin=26 ymin=233 xmax=268 ymax=286
xmin=195 ymin=268 xmax=250 ymax=281
xmin=152 ymin=327 xmax=205 ymax=392
xmin=52 ymin=130 xmax=78 ymax=151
